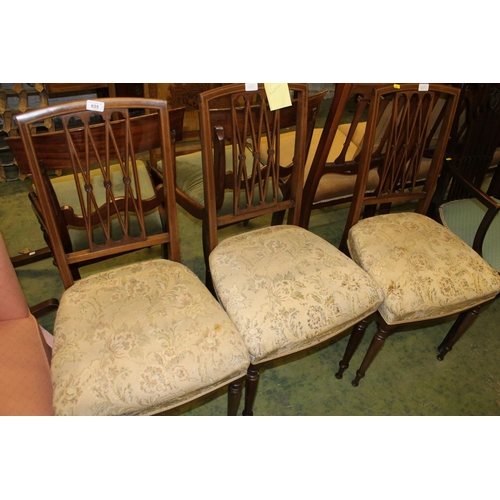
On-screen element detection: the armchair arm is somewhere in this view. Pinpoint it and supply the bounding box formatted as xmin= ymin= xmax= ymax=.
xmin=443 ymin=159 xmax=500 ymax=257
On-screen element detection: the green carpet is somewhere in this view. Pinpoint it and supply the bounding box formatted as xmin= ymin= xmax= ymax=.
xmin=1 ymin=170 xmax=499 ymax=416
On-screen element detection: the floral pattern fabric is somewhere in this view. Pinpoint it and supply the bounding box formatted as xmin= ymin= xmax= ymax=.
xmin=51 ymin=260 xmax=250 ymax=416
xmin=347 ymin=212 xmax=500 ymax=325
xmin=209 ymin=226 xmax=384 ymax=365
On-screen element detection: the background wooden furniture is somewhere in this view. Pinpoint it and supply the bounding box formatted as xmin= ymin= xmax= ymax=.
xmin=142 ymin=84 xmax=223 ymax=154
xmin=7 ymin=105 xmax=185 ymax=280
xmin=430 ymin=83 xmax=500 ymax=213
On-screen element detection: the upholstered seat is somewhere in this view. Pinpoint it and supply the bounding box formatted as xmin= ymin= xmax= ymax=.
xmin=51 ymin=259 xmax=249 ymax=415
xmin=310 ymin=126 xmax=379 ymax=204
xmin=299 ymin=85 xmax=447 ymax=229
xmin=159 ymin=90 xmax=327 ymax=285
xmin=348 ymin=212 xmax=500 ymax=325
xmin=431 ymin=84 xmax=500 ymax=275
xmin=5 ymin=106 xmax=186 ymax=275
xmin=168 ymin=146 xmax=280 ymax=216
xmin=273 ymin=126 xmax=380 ymax=205
xmin=210 ymin=225 xmax=384 ymax=365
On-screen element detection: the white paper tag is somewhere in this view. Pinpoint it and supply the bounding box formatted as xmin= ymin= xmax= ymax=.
xmin=245 ymin=83 xmax=258 ymax=91
xmin=418 ymin=83 xmax=429 ymax=91
xmin=86 ymin=100 xmax=105 ymax=112
xmin=264 ymin=83 xmax=292 ymax=111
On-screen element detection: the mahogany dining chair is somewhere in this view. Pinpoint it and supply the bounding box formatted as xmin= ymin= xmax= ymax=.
xmin=14 ymin=98 xmax=250 ymax=415
xmin=195 ymin=84 xmax=384 ymax=414
xmin=328 ymin=84 xmax=500 ymax=386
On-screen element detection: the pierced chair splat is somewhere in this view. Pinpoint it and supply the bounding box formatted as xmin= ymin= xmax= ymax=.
xmin=6 ymin=105 xmax=186 ymax=279
xmin=299 ymin=83 xmax=449 ymax=229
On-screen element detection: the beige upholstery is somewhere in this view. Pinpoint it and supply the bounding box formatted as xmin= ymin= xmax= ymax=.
xmin=348 ymin=212 xmax=500 ymax=325
xmin=51 ymin=259 xmax=250 ymax=415
xmin=195 ymin=84 xmax=384 ymax=415
xmin=308 ymin=116 xmax=432 ymax=204
xmin=261 ymin=126 xmax=379 ymax=205
xmin=300 ymin=95 xmax=441 ymax=214
xmin=210 ymin=225 xmax=384 ymax=365
xmin=0 ymin=233 xmax=54 ymax=416
xmin=332 ymin=84 xmax=500 ymax=386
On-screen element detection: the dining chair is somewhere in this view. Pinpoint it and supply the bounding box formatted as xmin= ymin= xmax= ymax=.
xmin=156 ymin=87 xmax=327 ymax=284
xmin=197 ymin=83 xmax=384 ymax=415
xmin=6 ymin=105 xmax=185 ymax=277
xmin=331 ymin=84 xmax=500 ymax=386
xmin=15 ymin=98 xmax=250 ymax=415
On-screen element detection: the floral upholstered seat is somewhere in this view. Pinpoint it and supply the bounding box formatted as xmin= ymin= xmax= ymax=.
xmin=348 ymin=212 xmax=500 ymax=326
xmin=51 ymin=260 xmax=249 ymax=415
xmin=210 ymin=225 xmax=384 ymax=366
xmin=194 ymin=84 xmax=384 ymax=415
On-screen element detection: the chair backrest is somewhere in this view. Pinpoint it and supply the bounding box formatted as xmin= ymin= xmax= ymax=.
xmin=338 ymin=83 xmax=460 ymax=249
xmin=15 ymin=97 xmax=180 ymax=289
xmin=198 ymin=83 xmax=309 ymax=253
xmin=206 ymin=88 xmax=325 ymax=160
xmin=301 ymin=84 xmax=452 ymax=222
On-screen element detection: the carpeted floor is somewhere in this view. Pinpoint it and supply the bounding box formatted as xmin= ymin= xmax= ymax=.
xmin=1 ymin=164 xmax=500 ymax=416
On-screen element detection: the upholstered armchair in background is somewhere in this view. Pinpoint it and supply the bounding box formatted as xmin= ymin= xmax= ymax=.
xmin=0 ymin=232 xmax=54 ymax=416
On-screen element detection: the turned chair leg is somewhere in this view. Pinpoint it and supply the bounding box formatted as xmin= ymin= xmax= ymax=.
xmin=437 ymin=303 xmax=486 ymax=360
xmin=336 ymin=317 xmax=371 ymax=379
xmin=352 ymin=318 xmax=395 ymax=386
xmin=227 ymin=377 xmax=244 ymax=416
xmin=242 ymin=364 xmax=260 ymax=416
